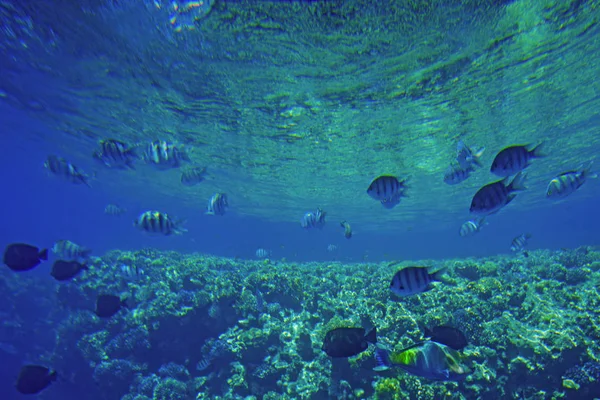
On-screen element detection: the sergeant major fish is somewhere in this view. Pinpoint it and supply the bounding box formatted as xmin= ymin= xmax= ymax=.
xmin=134 ymin=210 xmax=187 ymax=235
xmin=470 ymin=172 xmax=527 ymax=215
xmin=52 ymin=240 xmax=92 ymax=261
xmin=340 ymin=220 xmax=352 ymax=239
xmin=491 ymin=143 xmax=545 ymax=177
xmin=142 ymin=140 xmax=190 ymax=170
xmin=456 ymin=141 xmax=485 ymax=169
xmin=44 ymin=155 xmax=92 ymax=187
xmin=181 ymin=166 xmax=207 ymax=186
xmin=367 ymin=175 xmax=408 ymax=208
xmin=546 ymin=162 xmax=597 ymax=199
xmin=255 ymin=248 xmax=271 ymax=259
xmin=92 ymin=139 xmax=137 ymax=170
xmin=443 ymin=163 xmax=475 ymax=185
xmin=105 ymin=204 xmax=126 ymax=216
xmin=206 ymin=193 xmax=228 ymax=216
xmin=459 ymin=217 xmax=486 ymax=237
xmin=390 ymin=266 xmax=447 ymax=297
xmin=511 ymin=233 xmax=532 ymax=252
xmin=301 ymin=208 xmax=326 ymax=229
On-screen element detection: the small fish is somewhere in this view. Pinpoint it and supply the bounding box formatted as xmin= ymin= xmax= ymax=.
xmin=340 ymin=220 xmax=352 ymax=239
xmin=104 ymin=204 xmax=126 ymax=216
xmin=470 ymin=171 xmax=527 ymax=215
xmin=459 ymin=217 xmax=486 ymax=237
xmin=390 ymin=266 xmax=447 ymax=297
xmin=92 ymin=139 xmax=137 ymax=170
xmin=443 ymin=163 xmax=474 ymax=185
xmin=490 ymin=143 xmax=545 ymax=177
xmin=51 ymin=260 xmax=88 ymax=281
xmin=134 ymin=211 xmax=187 ymax=235
xmin=301 ymin=208 xmax=326 ymax=229
xmin=374 ymin=341 xmax=470 ymax=381
xmin=120 ymin=264 xmax=144 ymax=280
xmin=3 ymin=243 xmax=48 ymax=272
xmin=52 ymin=240 xmax=92 ymax=261
xmin=206 ymin=193 xmax=228 ymax=216
xmin=142 ymin=140 xmax=190 ymax=170
xmin=423 ymin=325 xmax=468 ymax=350
xmin=367 ymin=175 xmax=408 ymax=204
xmin=44 ymin=155 xmax=92 ymax=187
xmin=95 ymin=294 xmax=128 ymax=318
xmin=511 ymin=233 xmax=532 ymax=252
xmin=181 ymin=166 xmax=207 ymax=186
xmin=15 ymin=365 xmax=57 ymax=395
xmin=546 ymin=162 xmax=597 ymax=199
xmin=255 ymin=248 xmax=271 ymax=259
xmin=322 ymin=327 xmax=377 ymax=358
xmin=327 ymin=244 xmax=338 ymax=252
xmin=456 ymin=141 xmax=485 ymax=169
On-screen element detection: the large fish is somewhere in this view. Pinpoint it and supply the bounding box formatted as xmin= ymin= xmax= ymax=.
xmin=470 ymin=172 xmax=527 ymax=215
xmin=546 ymin=162 xmax=597 ymax=199
xmin=390 ymin=266 xmax=447 ymax=297
xmin=322 ymin=327 xmax=377 ymax=358
xmin=92 ymin=139 xmax=137 ymax=170
xmin=490 ymin=144 xmax=545 ymax=177
xmin=3 ymin=243 xmax=48 ymax=272
xmin=367 ymin=175 xmax=408 ymax=205
xmin=134 ymin=211 xmax=187 ymax=235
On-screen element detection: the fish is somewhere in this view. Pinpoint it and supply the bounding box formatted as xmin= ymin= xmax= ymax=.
xmin=15 ymin=365 xmax=57 ymax=395
xmin=546 ymin=162 xmax=597 ymax=199
xmin=3 ymin=243 xmax=48 ymax=272
xmin=301 ymin=208 xmax=326 ymax=229
xmin=51 ymin=260 xmax=88 ymax=281
xmin=511 ymin=233 xmax=532 ymax=252
xmin=95 ymin=294 xmax=128 ymax=318
xmin=181 ymin=166 xmax=207 ymax=186
xmin=367 ymin=175 xmax=408 ymax=203
xmin=390 ymin=266 xmax=447 ymax=297
xmin=142 ymin=140 xmax=190 ymax=170
xmin=104 ymin=204 xmax=126 ymax=216
xmin=327 ymin=244 xmax=338 ymax=252
xmin=92 ymin=139 xmax=137 ymax=170
xmin=255 ymin=248 xmax=271 ymax=259
xmin=443 ymin=163 xmax=474 ymax=185
xmin=206 ymin=193 xmax=228 ymax=216
xmin=134 ymin=210 xmax=187 ymax=235
xmin=490 ymin=143 xmax=545 ymax=177
xmin=459 ymin=217 xmax=486 ymax=237
xmin=340 ymin=220 xmax=352 ymax=239
xmin=456 ymin=141 xmax=485 ymax=169
xmin=120 ymin=264 xmax=144 ymax=280
xmin=44 ymin=155 xmax=92 ymax=187
xmin=469 ymin=171 xmax=527 ymax=215
xmin=52 ymin=240 xmax=92 ymax=261
xmin=374 ymin=341 xmax=470 ymax=381
xmin=322 ymin=327 xmax=377 ymax=358
xmin=423 ymin=325 xmax=468 ymax=350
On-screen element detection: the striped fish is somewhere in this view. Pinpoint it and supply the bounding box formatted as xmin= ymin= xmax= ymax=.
xmin=546 ymin=162 xmax=597 ymax=199
xmin=255 ymin=248 xmax=271 ymax=259
xmin=142 ymin=140 xmax=190 ymax=170
xmin=443 ymin=163 xmax=474 ymax=185
xmin=459 ymin=217 xmax=486 ymax=237
xmin=301 ymin=208 xmax=326 ymax=229
xmin=206 ymin=193 xmax=228 ymax=216
xmin=470 ymin=172 xmax=527 ymax=215
xmin=367 ymin=175 xmax=408 ymax=204
xmin=104 ymin=204 xmax=126 ymax=216
xmin=390 ymin=266 xmax=447 ymax=297
xmin=181 ymin=166 xmax=207 ymax=186
xmin=134 ymin=211 xmax=187 ymax=235
xmin=510 ymin=233 xmax=531 ymax=252
xmin=52 ymin=240 xmax=92 ymax=261
xmin=491 ymin=143 xmax=545 ymax=177
xmin=340 ymin=220 xmax=352 ymax=239
xmin=44 ymin=155 xmax=92 ymax=187
xmin=456 ymin=141 xmax=484 ymax=169
xmin=92 ymin=139 xmax=137 ymax=170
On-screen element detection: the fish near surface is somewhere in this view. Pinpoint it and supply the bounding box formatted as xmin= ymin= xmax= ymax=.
xmin=470 ymin=172 xmax=527 ymax=215
xmin=367 ymin=175 xmax=408 ymax=203
xmin=490 ymin=143 xmax=545 ymax=177
xmin=322 ymin=327 xmax=377 ymax=358
xmin=546 ymin=161 xmax=597 ymax=199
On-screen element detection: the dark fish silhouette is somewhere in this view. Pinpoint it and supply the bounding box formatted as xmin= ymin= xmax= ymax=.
xmin=490 ymin=143 xmax=545 ymax=177
xmin=423 ymin=325 xmax=468 ymax=350
xmin=322 ymin=327 xmax=377 ymax=358
xmin=95 ymin=295 xmax=128 ymax=318
xmin=51 ymin=260 xmax=88 ymax=281
xmin=3 ymin=243 xmax=48 ymax=271
xmin=15 ymin=365 xmax=57 ymax=394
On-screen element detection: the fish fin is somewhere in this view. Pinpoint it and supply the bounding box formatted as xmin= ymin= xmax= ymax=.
xmin=430 ymin=267 xmax=448 ymax=282
xmin=505 ymin=193 xmax=516 ymax=206
xmin=580 ymin=161 xmax=597 ymax=178
xmin=364 ymin=327 xmax=377 ymax=344
xmin=528 ymin=142 xmax=546 ymax=158
xmin=525 ymin=233 xmax=533 ymax=239
xmin=472 ymin=147 xmax=485 ymax=167
xmin=38 ymin=248 xmax=49 ymax=261
xmin=476 ymin=217 xmax=487 ymax=227
xmin=373 ymin=347 xmax=391 ymax=371
xmin=509 ymin=172 xmax=527 ymax=191
xmin=82 ymin=248 xmax=93 ymax=258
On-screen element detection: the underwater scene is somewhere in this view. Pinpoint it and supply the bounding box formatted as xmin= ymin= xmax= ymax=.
xmin=1 ymin=0 xmax=600 ymax=399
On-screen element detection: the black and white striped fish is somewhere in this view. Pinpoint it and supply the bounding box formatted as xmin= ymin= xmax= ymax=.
xmin=206 ymin=193 xmax=228 ymax=216
xmin=491 ymin=143 xmax=545 ymax=177
xmin=142 ymin=140 xmax=190 ymax=170
xmin=390 ymin=266 xmax=447 ymax=297
xmin=546 ymin=162 xmax=597 ymax=199
xmin=511 ymin=233 xmax=531 ymax=252
xmin=105 ymin=204 xmax=126 ymax=216
xmin=301 ymin=208 xmax=326 ymax=229
xmin=367 ymin=175 xmax=408 ymax=205
xmin=134 ymin=210 xmax=187 ymax=235
xmin=340 ymin=220 xmax=352 ymax=239
xmin=52 ymin=240 xmax=92 ymax=261
xmin=459 ymin=217 xmax=486 ymax=237
xmin=120 ymin=264 xmax=144 ymax=280
xmin=443 ymin=163 xmax=474 ymax=185
xmin=255 ymin=248 xmax=271 ymax=259
xmin=181 ymin=166 xmax=207 ymax=186
xmin=470 ymin=172 xmax=527 ymax=215
xmin=92 ymin=139 xmax=137 ymax=170
xmin=44 ymin=155 xmax=92 ymax=187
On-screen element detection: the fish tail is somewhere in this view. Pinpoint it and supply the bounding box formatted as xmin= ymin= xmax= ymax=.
xmin=477 ymin=216 xmax=487 ymax=227
xmin=38 ymin=248 xmax=49 ymax=261
xmin=431 ymin=267 xmax=448 ymax=282
xmin=472 ymin=146 xmax=485 ymax=167
xmin=529 ymin=142 xmax=546 ymax=158
xmin=81 ymin=248 xmax=93 ymax=258
xmin=524 ymin=233 xmax=533 ymax=239
xmin=509 ymin=171 xmax=528 ymax=191
xmin=580 ymin=161 xmax=597 ymax=179
xmin=174 ymin=219 xmax=188 ymax=235
xmin=373 ymin=346 xmax=392 ymax=372
xmin=364 ymin=327 xmax=377 ymax=344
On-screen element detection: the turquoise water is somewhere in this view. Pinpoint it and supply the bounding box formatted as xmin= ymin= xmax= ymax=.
xmin=1 ymin=0 xmax=600 ymax=399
